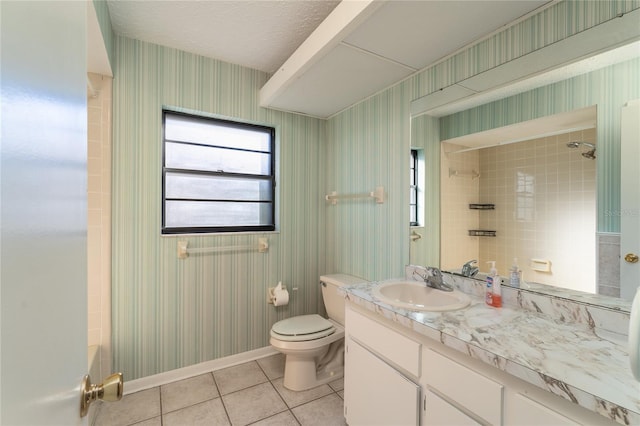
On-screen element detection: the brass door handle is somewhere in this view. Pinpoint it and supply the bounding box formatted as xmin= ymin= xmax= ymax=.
xmin=625 ymin=253 xmax=639 ymax=264
xmin=80 ymin=372 xmax=123 ymax=417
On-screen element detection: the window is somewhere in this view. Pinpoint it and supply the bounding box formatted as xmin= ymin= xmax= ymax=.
xmin=162 ymin=110 xmax=275 ymax=234
xmin=410 ymin=149 xmax=418 ymax=226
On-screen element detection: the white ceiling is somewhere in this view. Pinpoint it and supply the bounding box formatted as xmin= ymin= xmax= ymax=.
xmin=441 ymin=106 xmax=597 ymax=151
xmin=106 ymin=0 xmax=340 ymax=74
xmin=106 ymin=0 xmax=551 ymax=117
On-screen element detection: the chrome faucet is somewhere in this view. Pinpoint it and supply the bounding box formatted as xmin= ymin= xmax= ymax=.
xmin=413 ymin=267 xmax=454 ymax=292
xmin=461 ymin=260 xmax=479 ymax=278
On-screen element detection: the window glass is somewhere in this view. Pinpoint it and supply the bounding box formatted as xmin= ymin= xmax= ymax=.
xmin=162 ymin=111 xmax=275 ymax=234
xmin=410 ymin=149 xmax=418 ymax=226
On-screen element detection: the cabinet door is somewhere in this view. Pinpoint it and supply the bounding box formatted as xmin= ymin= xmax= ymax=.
xmin=505 ymin=393 xmax=579 ymax=425
xmin=423 ymin=389 xmax=480 ymax=426
xmin=345 ymin=338 xmax=421 ymax=426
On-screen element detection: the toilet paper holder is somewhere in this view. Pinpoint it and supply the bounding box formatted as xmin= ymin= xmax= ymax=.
xmin=268 ymin=282 xmax=295 ymax=306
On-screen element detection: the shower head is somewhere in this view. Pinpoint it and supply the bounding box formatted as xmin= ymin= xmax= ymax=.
xmin=582 ymin=149 xmax=596 ymax=159
xmin=567 ymin=141 xmax=596 ymax=159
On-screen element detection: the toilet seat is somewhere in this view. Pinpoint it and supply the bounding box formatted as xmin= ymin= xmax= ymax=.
xmin=270 ymin=314 xmax=335 ymax=342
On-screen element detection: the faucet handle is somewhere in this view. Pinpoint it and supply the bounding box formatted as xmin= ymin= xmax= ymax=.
xmin=461 ymin=260 xmax=479 ymax=277
xmin=412 ymin=269 xmax=428 ymax=281
xmin=428 ymin=267 xmax=442 ymax=277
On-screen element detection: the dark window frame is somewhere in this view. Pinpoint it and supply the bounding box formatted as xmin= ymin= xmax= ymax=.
xmin=410 ymin=149 xmax=419 ymax=227
xmin=161 ymin=110 xmax=276 ymax=234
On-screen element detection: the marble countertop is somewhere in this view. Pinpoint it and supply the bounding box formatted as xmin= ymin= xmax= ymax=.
xmin=343 ymin=279 xmax=640 ymax=426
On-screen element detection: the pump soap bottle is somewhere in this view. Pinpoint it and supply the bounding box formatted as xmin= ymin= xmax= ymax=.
xmin=492 ymin=263 xmax=502 ymax=308
xmin=509 ymin=258 xmax=520 ymax=288
xmin=485 ymin=261 xmax=496 ymax=306
xmin=485 ymin=261 xmax=501 ymax=307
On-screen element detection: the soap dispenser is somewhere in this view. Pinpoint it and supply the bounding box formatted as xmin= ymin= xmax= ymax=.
xmin=485 ymin=261 xmax=497 ymax=306
xmin=509 ymin=258 xmax=520 ymax=288
xmin=491 ymin=263 xmax=502 ymax=308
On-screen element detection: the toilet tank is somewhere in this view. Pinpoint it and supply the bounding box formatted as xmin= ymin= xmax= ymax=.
xmin=320 ymin=274 xmax=366 ymax=326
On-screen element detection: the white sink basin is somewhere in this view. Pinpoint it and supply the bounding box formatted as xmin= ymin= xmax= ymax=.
xmin=373 ymin=281 xmax=471 ymax=312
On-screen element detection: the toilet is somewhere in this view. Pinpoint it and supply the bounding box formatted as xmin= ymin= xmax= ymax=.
xmin=269 ymin=274 xmax=365 ymax=391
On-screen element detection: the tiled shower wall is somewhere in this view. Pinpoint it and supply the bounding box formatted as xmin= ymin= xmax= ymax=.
xmin=87 ymin=73 xmax=113 ymax=382
xmin=477 ymin=129 xmax=597 ymax=293
xmin=440 ymin=143 xmax=479 ymax=271
xmin=440 ymin=129 xmax=598 ymax=295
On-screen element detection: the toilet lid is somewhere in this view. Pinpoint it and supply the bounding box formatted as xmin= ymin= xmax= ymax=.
xmin=271 ymin=314 xmax=334 ymax=339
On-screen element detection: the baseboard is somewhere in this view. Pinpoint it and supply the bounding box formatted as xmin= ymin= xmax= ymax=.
xmin=123 ymin=346 xmax=278 ymax=395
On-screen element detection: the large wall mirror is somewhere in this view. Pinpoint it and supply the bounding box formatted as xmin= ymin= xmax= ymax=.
xmin=409 ymin=23 xmax=640 ymax=307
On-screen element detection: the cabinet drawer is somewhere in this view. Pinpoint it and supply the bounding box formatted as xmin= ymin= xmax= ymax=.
xmin=346 ymin=307 xmax=421 ymax=377
xmin=424 ymin=389 xmax=480 ymax=426
xmin=507 ymin=393 xmax=578 ymax=425
xmin=424 ymin=349 xmax=503 ymax=425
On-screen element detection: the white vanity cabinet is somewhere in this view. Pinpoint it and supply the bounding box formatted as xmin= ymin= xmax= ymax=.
xmin=344 ymin=307 xmax=422 ymax=425
xmin=344 ymin=302 xmax=620 ymax=426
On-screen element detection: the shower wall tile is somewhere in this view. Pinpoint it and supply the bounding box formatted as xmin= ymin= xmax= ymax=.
xmin=87 ymin=73 xmax=113 ymax=383
xmin=440 ymin=143 xmax=479 ymax=271
xmin=475 ymin=132 xmax=597 ymax=293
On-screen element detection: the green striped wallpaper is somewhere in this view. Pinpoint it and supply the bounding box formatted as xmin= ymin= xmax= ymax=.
xmin=112 ymin=36 xmax=327 ymax=379
xmin=326 ymin=82 xmax=411 ymax=281
xmin=328 ymin=0 xmax=640 ymax=279
xmin=112 ymin=0 xmax=640 ymax=380
xmin=92 ymin=0 xmax=114 ymax=67
xmin=409 ymin=114 xmax=440 ymax=268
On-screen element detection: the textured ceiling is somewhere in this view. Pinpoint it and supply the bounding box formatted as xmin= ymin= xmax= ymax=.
xmin=106 ymin=0 xmax=340 ymax=74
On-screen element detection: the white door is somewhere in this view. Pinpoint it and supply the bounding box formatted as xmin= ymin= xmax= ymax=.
xmin=620 ymin=100 xmax=640 ymax=301
xmin=1 ymin=1 xmax=89 ymax=424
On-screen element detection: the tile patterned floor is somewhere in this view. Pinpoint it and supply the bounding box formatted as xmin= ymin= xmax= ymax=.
xmin=94 ymin=354 xmax=346 ymax=426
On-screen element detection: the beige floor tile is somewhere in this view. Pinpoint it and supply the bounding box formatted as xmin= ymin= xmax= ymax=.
xmin=95 ymin=388 xmax=161 ymax=426
xmin=328 ymin=377 xmax=344 ymax=392
xmin=161 ymin=373 xmax=219 ymax=413
xmin=272 ymin=378 xmax=333 ymax=408
xmin=256 ymin=353 xmax=285 ymax=380
xmin=250 ymin=410 xmax=300 ymax=426
xmin=163 ymin=398 xmax=230 ymax=426
xmin=214 ymin=361 xmax=268 ymax=395
xmin=337 ymin=390 xmax=344 ymax=400
xmin=222 ymin=382 xmax=287 ymax=425
xmin=131 ymin=417 xmax=161 ymax=426
xmin=291 ymin=394 xmax=346 ymax=426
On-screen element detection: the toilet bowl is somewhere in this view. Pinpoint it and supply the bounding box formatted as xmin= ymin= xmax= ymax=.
xmin=269 ymin=274 xmax=365 ymax=391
